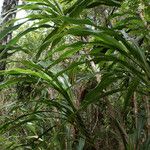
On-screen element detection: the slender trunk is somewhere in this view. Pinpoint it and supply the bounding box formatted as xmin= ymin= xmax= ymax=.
xmin=0 ymin=0 xmax=19 ymax=82
xmin=133 ymin=92 xmax=138 ymax=128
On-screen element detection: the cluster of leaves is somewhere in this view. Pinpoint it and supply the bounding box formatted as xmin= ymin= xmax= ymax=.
xmin=0 ymin=0 xmax=150 ymax=149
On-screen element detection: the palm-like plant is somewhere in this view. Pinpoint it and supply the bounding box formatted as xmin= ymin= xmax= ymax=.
xmin=0 ymin=0 xmax=149 ymax=149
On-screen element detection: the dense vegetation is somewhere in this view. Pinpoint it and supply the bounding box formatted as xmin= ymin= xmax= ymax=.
xmin=0 ymin=0 xmax=150 ymax=149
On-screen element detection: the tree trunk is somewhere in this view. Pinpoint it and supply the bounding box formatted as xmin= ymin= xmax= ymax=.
xmin=0 ymin=0 xmax=19 ymax=82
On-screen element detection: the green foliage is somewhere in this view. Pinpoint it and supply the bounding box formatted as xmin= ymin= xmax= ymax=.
xmin=0 ymin=0 xmax=150 ymax=149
